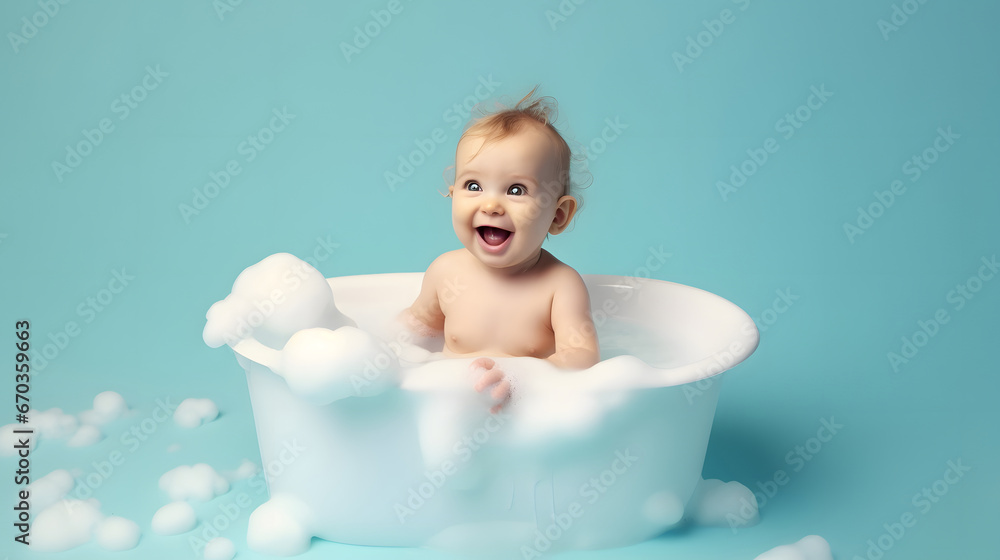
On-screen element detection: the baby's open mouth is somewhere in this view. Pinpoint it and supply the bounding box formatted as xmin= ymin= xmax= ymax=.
xmin=476 ymin=226 xmax=512 ymax=247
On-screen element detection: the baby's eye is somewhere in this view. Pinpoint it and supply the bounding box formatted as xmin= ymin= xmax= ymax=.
xmin=465 ymin=181 xmax=482 ymax=191
xmin=508 ymin=184 xmax=527 ymax=196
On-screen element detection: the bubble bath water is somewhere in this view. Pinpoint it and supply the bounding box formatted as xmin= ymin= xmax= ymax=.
xmin=204 ymin=254 xmax=760 ymax=556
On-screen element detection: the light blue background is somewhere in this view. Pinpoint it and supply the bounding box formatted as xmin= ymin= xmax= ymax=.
xmin=1 ymin=1 xmax=997 ymax=558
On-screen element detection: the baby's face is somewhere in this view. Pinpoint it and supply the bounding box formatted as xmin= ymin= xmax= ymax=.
xmin=450 ymin=125 xmax=573 ymax=273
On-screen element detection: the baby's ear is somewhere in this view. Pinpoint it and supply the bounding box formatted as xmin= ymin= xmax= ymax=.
xmin=548 ymin=195 xmax=578 ymax=234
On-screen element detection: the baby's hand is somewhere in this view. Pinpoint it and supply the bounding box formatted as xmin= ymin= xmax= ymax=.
xmin=471 ymin=357 xmax=510 ymax=414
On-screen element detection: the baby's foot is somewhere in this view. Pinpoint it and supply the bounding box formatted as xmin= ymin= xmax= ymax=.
xmin=471 ymin=357 xmax=511 ymax=414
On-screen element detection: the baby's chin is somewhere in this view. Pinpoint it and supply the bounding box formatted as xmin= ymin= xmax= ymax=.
xmin=469 ymin=246 xmax=546 ymax=273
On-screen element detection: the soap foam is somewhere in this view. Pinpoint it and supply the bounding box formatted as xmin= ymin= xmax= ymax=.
xmin=205 ymin=254 xmax=396 ymax=406
xmin=224 ymin=458 xmax=260 ymax=481
xmin=27 ymin=469 xmax=142 ymax=553
xmin=174 ymin=398 xmax=220 ymax=428
xmin=152 ymin=501 xmax=197 ymax=535
xmin=26 ymin=407 xmax=79 ymax=439
xmin=203 ymin=252 xmax=354 ymax=349
xmin=755 ymin=535 xmax=832 ymax=560
xmin=30 ymin=499 xmax=104 ymax=552
xmin=66 ymin=423 xmax=103 ymax=447
xmin=278 ymin=326 xmax=400 ymax=405
xmin=159 ymin=463 xmax=230 ymax=502
xmin=94 ymin=515 xmax=141 ymax=551
xmin=204 ymin=536 xmax=237 ymax=560
xmin=1 ymin=392 xmax=128 ymax=455
xmin=26 ymin=469 xmax=76 ymax=512
xmin=247 ymin=493 xmax=313 ymax=556
xmin=79 ymin=391 xmax=129 ymax=425
xmin=688 ymin=478 xmax=759 ymax=527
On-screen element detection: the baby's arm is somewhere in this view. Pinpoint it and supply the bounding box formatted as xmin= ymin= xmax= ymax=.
xmin=548 ymin=268 xmax=601 ymax=369
xmin=398 ymin=254 xmax=447 ymax=336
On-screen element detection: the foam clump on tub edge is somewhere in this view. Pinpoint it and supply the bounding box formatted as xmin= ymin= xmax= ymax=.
xmin=755 ymin=535 xmax=832 ymax=560
xmin=203 ymin=252 xmax=354 ymax=350
xmin=278 ymin=325 xmax=399 ymax=404
xmin=203 ymin=253 xmax=399 ymax=406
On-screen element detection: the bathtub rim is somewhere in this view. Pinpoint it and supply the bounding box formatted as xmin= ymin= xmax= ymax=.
xmin=226 ymin=272 xmax=759 ymax=390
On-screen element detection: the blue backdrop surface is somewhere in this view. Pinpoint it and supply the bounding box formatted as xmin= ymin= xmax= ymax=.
xmin=1 ymin=1 xmax=997 ymax=559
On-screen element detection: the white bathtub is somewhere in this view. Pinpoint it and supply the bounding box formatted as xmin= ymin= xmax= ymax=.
xmin=218 ymin=272 xmax=759 ymax=556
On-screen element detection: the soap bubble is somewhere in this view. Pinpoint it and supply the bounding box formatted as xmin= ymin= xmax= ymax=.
xmin=203 ymin=253 xmax=354 ymax=349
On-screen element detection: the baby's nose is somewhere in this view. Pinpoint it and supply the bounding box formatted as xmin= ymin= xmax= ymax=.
xmin=481 ymin=199 xmax=504 ymax=215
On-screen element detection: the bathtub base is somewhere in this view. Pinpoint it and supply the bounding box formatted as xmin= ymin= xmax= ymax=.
xmin=241 ymin=357 xmax=722 ymax=554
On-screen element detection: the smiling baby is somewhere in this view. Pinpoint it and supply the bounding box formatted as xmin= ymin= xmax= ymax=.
xmin=399 ymin=88 xmax=600 ymax=413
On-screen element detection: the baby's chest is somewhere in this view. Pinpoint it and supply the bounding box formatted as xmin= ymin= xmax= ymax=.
xmin=440 ymin=285 xmax=554 ymax=349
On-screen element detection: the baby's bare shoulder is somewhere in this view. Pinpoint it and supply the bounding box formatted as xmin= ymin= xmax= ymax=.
xmin=541 ymin=255 xmax=587 ymax=291
xmin=425 ymin=249 xmax=454 ymax=267
xmin=423 ymin=250 xmax=471 ymax=284
xmin=544 ymin=258 xmax=593 ymax=328
xmin=430 ymin=249 xmax=472 ymax=271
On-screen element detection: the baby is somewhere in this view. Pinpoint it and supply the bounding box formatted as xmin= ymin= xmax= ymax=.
xmin=399 ymin=89 xmax=600 ymax=413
